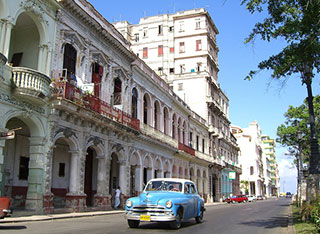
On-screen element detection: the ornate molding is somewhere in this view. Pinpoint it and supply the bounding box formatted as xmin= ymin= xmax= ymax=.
xmin=19 ymin=0 xmax=49 ymax=25
xmin=0 ymin=92 xmax=45 ymax=114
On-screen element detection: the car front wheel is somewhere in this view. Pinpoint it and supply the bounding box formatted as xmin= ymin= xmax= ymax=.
xmin=195 ymin=207 xmax=204 ymax=223
xmin=170 ymin=213 xmax=182 ymax=229
xmin=128 ymin=220 xmax=140 ymax=228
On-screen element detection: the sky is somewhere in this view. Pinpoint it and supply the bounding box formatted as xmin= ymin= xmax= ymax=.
xmin=88 ymin=0 xmax=320 ymax=194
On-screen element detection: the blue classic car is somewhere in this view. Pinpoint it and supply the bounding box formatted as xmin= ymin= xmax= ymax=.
xmin=125 ymin=178 xmax=205 ymax=229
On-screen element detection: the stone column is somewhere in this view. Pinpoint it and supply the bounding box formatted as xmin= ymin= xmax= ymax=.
xmin=43 ymin=147 xmax=54 ymax=214
xmin=94 ymin=156 xmax=110 ymax=209
xmin=0 ymin=20 xmax=13 ymax=57
xmin=0 ymin=140 xmax=5 ymax=196
xmin=66 ymin=150 xmax=86 ymax=212
xmin=25 ymin=137 xmax=46 ymax=213
xmin=119 ymin=160 xmax=128 ymax=195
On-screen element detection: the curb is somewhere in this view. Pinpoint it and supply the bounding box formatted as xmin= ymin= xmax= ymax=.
xmin=287 ymin=205 xmax=296 ymax=234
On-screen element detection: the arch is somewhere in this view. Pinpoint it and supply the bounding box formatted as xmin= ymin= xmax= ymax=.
xmin=129 ymin=151 xmax=141 ymax=166
xmin=172 ymin=114 xmax=177 ymax=139
xmin=154 ymin=100 xmax=161 ymax=130
xmin=85 ymin=138 xmax=104 ymax=158
xmin=109 ymin=152 xmax=120 ymax=195
xmin=190 ymin=167 xmax=195 ymax=177
xmin=182 ymin=121 xmax=187 ymax=145
xmin=154 ymin=157 xmax=162 ymax=178
xmin=184 ymin=168 xmax=189 ymax=179
xmin=84 ymin=146 xmax=98 ymax=206
xmin=163 ymin=107 xmax=169 ymax=135
xmin=113 ymin=77 xmax=122 ymax=106
xmin=51 ymin=137 xmax=72 ymax=209
xmin=179 ymin=167 xmax=183 ymax=178
xmin=143 ymin=93 xmax=151 ymax=125
xmin=131 ymin=87 xmax=138 ymax=119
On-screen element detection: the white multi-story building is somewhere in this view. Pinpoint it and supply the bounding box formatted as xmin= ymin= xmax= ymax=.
xmin=0 ymin=0 xmax=240 ymax=214
xmin=232 ymin=121 xmax=264 ymax=196
xmin=114 ymin=8 xmax=240 ymax=200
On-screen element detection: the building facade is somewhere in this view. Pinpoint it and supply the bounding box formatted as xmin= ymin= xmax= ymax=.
xmin=114 ymin=8 xmax=241 ymax=201
xmin=0 ymin=0 xmax=240 ymax=214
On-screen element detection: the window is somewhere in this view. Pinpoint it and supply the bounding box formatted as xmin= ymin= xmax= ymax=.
xmin=178 ymin=83 xmax=183 ymax=91
xmin=143 ymin=28 xmax=148 ymax=37
xmin=143 ymin=47 xmax=148 ymax=58
xmin=169 ymin=26 xmax=174 ymax=32
xmin=59 ymin=163 xmax=65 ymax=177
xmin=158 ymin=67 xmax=163 ymax=75
xmin=158 ymin=25 xmax=163 ymax=35
xmin=196 ymin=40 xmax=202 ymax=51
xmin=180 ymin=64 xmax=185 ymax=74
xmin=202 ymin=139 xmax=205 ymax=153
xmin=190 ymin=184 xmax=196 ymax=194
xmin=196 ymin=136 xmax=199 ymax=151
xmin=179 ymin=21 xmax=184 ymax=31
xmin=131 ymin=88 xmax=138 ymax=118
xmin=197 ymin=63 xmax=201 ymax=72
xmin=134 ymin=33 xmax=139 ymax=42
xmin=250 ymin=166 xmax=254 ymax=175
xmin=170 ymin=47 xmax=174 ymax=53
xmin=169 ymin=68 xmax=174 ymax=74
xmin=19 ymin=156 xmax=29 ymax=180
xmin=179 ymin=42 xmax=185 ymax=53
xmin=189 ymin=132 xmax=193 ymax=148
xmin=195 ymin=19 xmax=201 ymax=29
xmin=158 ymin=45 xmax=163 ymax=56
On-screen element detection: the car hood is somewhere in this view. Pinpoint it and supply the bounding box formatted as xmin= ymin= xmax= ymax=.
xmin=138 ymin=192 xmax=183 ymax=205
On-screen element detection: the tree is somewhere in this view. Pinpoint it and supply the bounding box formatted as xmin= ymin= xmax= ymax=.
xmin=241 ymin=0 xmax=320 ymax=175
xmin=240 ymin=180 xmax=249 ymax=195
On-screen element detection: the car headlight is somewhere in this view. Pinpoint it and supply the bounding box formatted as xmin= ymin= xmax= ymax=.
xmin=126 ymin=200 xmax=132 ymax=208
xmin=165 ymin=200 xmax=172 ymax=208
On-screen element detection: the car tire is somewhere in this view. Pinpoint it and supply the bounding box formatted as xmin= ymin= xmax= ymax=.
xmin=243 ymin=200 xmax=247 ymax=203
xmin=195 ymin=207 xmax=204 ymax=223
xmin=170 ymin=212 xmax=182 ymax=229
xmin=128 ymin=220 xmax=140 ymax=228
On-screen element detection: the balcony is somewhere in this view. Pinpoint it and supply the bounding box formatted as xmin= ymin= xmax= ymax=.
xmin=51 ymin=81 xmax=140 ymax=131
xmin=140 ymin=123 xmax=178 ymax=149
xmin=178 ymin=142 xmax=195 ymax=156
xmin=11 ymin=67 xmax=51 ymax=103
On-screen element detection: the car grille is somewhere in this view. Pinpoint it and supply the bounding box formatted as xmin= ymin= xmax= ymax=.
xmin=131 ymin=204 xmax=166 ymax=214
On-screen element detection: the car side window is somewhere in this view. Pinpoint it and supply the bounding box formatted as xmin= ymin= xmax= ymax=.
xmin=190 ymin=184 xmax=196 ymax=194
xmin=184 ymin=183 xmax=190 ymax=193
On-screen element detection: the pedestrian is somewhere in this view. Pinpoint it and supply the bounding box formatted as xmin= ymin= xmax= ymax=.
xmin=114 ymin=186 xmax=121 ymax=209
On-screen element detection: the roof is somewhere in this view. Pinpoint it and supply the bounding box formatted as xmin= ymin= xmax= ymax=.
xmin=148 ymin=178 xmax=194 ymax=184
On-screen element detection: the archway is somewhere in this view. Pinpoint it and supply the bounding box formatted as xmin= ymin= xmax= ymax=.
xmin=129 ymin=152 xmax=140 ymax=196
xmin=8 ymin=12 xmax=40 ymax=69
xmin=109 ymin=153 xmax=119 ymax=197
xmin=51 ymin=138 xmax=71 ymax=208
xmin=84 ymin=147 xmax=98 ymax=207
xmin=3 ymin=118 xmax=30 ymax=208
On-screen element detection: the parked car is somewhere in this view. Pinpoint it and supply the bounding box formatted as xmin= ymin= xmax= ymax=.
xmin=0 ymin=197 xmax=11 ymax=219
xmin=225 ymin=195 xmax=248 ymax=203
xmin=125 ymin=178 xmax=205 ymax=229
xmin=286 ymin=192 xmax=292 ymax=198
xmin=246 ymin=195 xmax=257 ymax=202
xmin=257 ymin=195 xmax=264 ymax=200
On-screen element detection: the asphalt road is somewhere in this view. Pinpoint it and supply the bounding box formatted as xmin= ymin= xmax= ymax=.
xmin=0 ymin=198 xmax=291 ymax=234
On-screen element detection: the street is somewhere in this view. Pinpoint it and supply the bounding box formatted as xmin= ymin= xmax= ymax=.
xmin=0 ymin=198 xmax=290 ymax=234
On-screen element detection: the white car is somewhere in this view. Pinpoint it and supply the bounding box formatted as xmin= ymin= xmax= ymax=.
xmin=247 ymin=195 xmax=257 ymax=202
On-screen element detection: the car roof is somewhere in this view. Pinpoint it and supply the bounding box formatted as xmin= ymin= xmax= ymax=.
xmin=148 ymin=178 xmax=194 ymax=184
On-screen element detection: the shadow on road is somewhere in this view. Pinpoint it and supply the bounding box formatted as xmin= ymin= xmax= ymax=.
xmin=239 ymin=216 xmax=288 ymax=229
xmin=133 ymin=220 xmax=200 ymax=231
xmin=0 ymin=225 xmax=27 ymax=230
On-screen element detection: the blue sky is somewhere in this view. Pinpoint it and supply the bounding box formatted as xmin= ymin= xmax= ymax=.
xmin=88 ymin=0 xmax=320 ymax=193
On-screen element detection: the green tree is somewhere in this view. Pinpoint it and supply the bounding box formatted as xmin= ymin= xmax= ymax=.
xmin=240 ymin=180 xmax=249 ymax=195
xmin=241 ymin=0 xmax=320 ymax=174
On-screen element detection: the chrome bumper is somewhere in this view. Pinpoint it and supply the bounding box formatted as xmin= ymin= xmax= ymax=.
xmin=3 ymin=209 xmax=11 ymax=213
xmin=125 ymin=213 xmax=176 ymax=222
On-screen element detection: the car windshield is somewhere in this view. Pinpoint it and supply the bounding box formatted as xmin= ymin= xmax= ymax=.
xmin=145 ymin=180 xmax=183 ymax=192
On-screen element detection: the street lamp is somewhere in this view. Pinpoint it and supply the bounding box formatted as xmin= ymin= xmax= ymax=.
xmin=300 ymin=63 xmax=320 ymax=175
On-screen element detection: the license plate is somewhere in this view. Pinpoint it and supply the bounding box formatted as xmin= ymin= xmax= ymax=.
xmin=140 ymin=215 xmax=150 ymax=221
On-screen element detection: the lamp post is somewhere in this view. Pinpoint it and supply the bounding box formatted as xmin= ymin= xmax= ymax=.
xmin=300 ymin=63 xmax=320 ymax=175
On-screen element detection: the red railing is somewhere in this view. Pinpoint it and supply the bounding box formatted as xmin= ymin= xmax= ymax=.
xmin=51 ymin=82 xmax=140 ymax=131
xmin=178 ymin=143 xmax=195 ymax=156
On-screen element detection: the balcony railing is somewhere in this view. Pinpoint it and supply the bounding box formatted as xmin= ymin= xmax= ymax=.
xmin=178 ymin=143 xmax=195 ymax=156
xmin=51 ymin=81 xmax=140 ymax=131
xmin=11 ymin=67 xmax=51 ymax=99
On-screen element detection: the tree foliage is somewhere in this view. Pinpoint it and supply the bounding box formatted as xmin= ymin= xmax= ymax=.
xmin=241 ymin=0 xmax=320 ymax=81
xmin=277 ymin=95 xmax=320 ymax=163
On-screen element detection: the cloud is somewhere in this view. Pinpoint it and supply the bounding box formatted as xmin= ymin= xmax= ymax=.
xmin=278 ymin=159 xmax=297 ymax=178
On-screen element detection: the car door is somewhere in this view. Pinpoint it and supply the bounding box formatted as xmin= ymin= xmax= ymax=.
xmin=184 ymin=183 xmax=195 ymax=219
xmin=190 ymin=183 xmax=198 ymax=217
